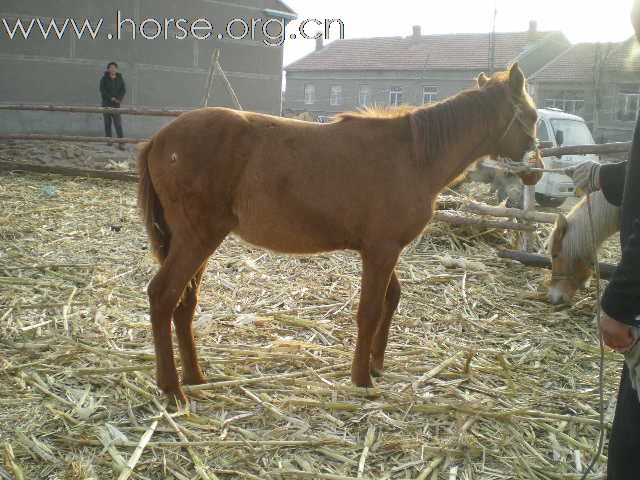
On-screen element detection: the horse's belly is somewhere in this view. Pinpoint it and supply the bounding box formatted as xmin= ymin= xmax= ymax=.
xmin=232 ymin=221 xmax=348 ymax=254
xmin=232 ymin=197 xmax=354 ymax=254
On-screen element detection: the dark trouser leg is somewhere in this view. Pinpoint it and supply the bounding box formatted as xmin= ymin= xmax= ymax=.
xmin=103 ymin=114 xmax=113 ymax=138
xmin=112 ymin=113 xmax=123 ymax=138
xmin=607 ymin=363 xmax=640 ymax=479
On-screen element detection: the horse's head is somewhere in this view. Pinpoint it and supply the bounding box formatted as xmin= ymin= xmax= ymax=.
xmin=477 ymin=63 xmax=543 ymax=186
xmin=545 ymin=213 xmax=593 ymax=304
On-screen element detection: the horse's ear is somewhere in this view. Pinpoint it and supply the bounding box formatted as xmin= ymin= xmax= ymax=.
xmin=477 ymin=72 xmax=489 ymax=88
xmin=508 ymin=63 xmax=525 ymax=96
xmin=550 ymin=214 xmax=568 ymax=257
xmin=555 ymin=214 xmax=568 ymax=238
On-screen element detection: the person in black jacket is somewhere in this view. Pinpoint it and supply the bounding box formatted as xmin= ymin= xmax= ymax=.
xmin=99 ymin=62 xmax=126 ymax=150
xmin=569 ymin=3 xmax=640 ymax=477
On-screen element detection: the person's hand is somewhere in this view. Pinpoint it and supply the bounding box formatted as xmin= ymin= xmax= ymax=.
xmin=600 ymin=313 xmax=636 ymax=352
xmin=567 ymin=160 xmax=601 ymax=195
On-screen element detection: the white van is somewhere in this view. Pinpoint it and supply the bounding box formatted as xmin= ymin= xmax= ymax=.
xmin=476 ymin=108 xmax=599 ymax=208
xmin=534 ymin=108 xmax=599 ymax=207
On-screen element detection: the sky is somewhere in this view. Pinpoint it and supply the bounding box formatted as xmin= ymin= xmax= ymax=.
xmin=281 ymin=0 xmax=637 ymax=67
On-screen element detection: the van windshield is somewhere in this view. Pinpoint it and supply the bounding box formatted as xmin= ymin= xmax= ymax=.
xmin=550 ymin=119 xmax=595 ymax=146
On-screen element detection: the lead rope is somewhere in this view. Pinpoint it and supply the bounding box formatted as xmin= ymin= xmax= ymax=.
xmin=581 ymin=193 xmax=605 ymax=480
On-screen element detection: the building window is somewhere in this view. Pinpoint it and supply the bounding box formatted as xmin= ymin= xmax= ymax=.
xmin=358 ymin=85 xmax=371 ymax=107
xmin=389 ymin=87 xmax=403 ymax=106
xmin=543 ymin=91 xmax=584 ymax=114
xmin=304 ymin=84 xmax=315 ymax=105
xmin=330 ymin=85 xmax=343 ymax=106
xmin=617 ymin=91 xmax=640 ymax=121
xmin=422 ymin=86 xmax=438 ymax=104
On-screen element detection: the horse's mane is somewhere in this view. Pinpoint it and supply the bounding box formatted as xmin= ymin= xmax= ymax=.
xmin=555 ymin=191 xmax=620 ymax=260
xmin=336 ymin=104 xmax=417 ymax=120
xmin=408 ymin=82 xmax=509 ymax=163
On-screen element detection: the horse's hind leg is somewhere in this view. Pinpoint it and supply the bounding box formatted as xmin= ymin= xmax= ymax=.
xmin=370 ymin=270 xmax=401 ymax=378
xmin=173 ymin=264 xmax=207 ymax=385
xmin=148 ymin=241 xmax=218 ymax=405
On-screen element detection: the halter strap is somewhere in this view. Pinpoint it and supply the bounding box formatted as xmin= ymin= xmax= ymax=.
xmin=464 ymin=100 xmax=537 ymax=163
xmin=496 ymin=102 xmax=537 ymax=147
xmin=551 ymin=256 xmax=591 ymax=292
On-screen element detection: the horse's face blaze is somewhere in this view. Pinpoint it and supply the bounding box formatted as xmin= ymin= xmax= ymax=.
xmin=494 ymin=64 xmax=543 ymax=186
xmin=547 ymin=215 xmax=576 ymax=304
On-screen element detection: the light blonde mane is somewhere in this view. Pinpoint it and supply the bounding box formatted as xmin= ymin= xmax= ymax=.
xmin=553 ymin=191 xmax=620 ymax=260
xmin=336 ymin=104 xmax=417 ymax=120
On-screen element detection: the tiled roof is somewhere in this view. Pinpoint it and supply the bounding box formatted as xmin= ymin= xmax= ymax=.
xmin=530 ymin=43 xmax=601 ymax=82
xmin=531 ymin=39 xmax=640 ymax=83
xmin=605 ymin=37 xmax=640 ymax=72
xmin=530 ymin=42 xmax=629 ymax=82
xmin=273 ymin=0 xmax=296 ymax=15
xmin=286 ymin=31 xmax=561 ymax=72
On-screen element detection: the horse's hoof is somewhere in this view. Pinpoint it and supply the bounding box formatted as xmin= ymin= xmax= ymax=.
xmin=352 ymin=386 xmax=382 ymax=400
xmin=182 ymin=373 xmax=206 ymax=386
xmin=351 ymin=373 xmax=376 ymax=390
xmin=161 ymin=386 xmax=189 ymax=410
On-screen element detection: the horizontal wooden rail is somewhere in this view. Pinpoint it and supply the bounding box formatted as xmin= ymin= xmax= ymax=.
xmin=0 ymin=160 xmax=139 ymax=181
xmin=0 ymin=104 xmax=187 ymax=117
xmin=0 ymin=134 xmax=147 ymax=144
xmin=540 ymin=142 xmax=630 ymax=157
xmin=463 ymin=201 xmax=557 ymax=224
xmin=498 ymin=249 xmax=616 ymax=279
xmin=434 ymin=212 xmax=536 ymax=231
xmin=0 ymin=104 xmax=631 ymax=158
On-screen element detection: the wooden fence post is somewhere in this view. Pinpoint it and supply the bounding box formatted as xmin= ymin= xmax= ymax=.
xmin=522 ymin=184 xmax=536 ymax=252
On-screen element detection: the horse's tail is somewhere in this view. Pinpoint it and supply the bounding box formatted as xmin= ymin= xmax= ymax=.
xmin=137 ymin=140 xmax=171 ymax=263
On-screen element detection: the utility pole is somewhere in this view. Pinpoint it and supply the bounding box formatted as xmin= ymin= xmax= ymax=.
xmin=488 ymin=1 xmax=497 ymax=75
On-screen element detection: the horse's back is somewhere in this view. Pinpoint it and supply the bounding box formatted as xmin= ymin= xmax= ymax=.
xmin=146 ymin=107 xmax=429 ymax=254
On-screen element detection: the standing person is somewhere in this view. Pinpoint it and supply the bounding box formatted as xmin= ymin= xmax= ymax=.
xmin=569 ymin=3 xmax=640 ymax=478
xmin=100 ymin=62 xmax=126 ymax=150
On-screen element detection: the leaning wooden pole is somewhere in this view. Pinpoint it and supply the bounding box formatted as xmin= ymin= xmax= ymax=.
xmin=215 ymin=62 xmax=243 ymax=110
xmin=202 ymin=49 xmax=220 ymax=108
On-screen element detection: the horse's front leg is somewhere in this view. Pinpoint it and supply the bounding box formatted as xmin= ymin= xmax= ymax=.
xmin=352 ymin=248 xmax=399 ymax=389
xmin=370 ymin=270 xmax=401 ymax=377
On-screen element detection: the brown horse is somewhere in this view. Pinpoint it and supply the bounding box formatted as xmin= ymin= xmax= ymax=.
xmin=138 ymin=64 xmax=542 ymax=404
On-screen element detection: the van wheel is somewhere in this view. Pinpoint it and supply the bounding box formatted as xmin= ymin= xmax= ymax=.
xmin=535 ymin=193 xmax=565 ymax=208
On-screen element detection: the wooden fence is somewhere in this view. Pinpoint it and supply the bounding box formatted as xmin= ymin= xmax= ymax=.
xmin=0 ymin=103 xmax=628 ymax=273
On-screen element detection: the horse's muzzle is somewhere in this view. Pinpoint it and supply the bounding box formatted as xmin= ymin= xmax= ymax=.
xmin=516 ymin=148 xmax=543 ymax=186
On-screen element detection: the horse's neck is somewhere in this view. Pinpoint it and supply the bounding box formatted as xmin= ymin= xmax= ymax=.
xmin=411 ymin=91 xmax=500 ymax=190
xmin=564 ymin=191 xmax=620 ymax=258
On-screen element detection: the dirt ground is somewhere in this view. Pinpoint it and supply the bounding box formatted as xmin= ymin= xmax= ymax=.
xmin=0 ymin=145 xmax=623 ymax=479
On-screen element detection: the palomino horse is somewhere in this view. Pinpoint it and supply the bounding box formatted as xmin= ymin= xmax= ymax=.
xmin=138 ymin=64 xmax=543 ymax=404
xmin=547 ymin=191 xmax=620 ymax=304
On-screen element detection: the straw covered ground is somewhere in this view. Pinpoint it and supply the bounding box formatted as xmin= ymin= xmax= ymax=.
xmin=0 ymin=169 xmax=623 ymax=480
